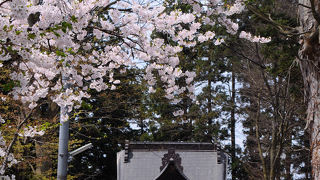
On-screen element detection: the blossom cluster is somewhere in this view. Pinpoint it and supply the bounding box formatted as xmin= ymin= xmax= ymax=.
xmin=239 ymin=31 xmax=272 ymax=43
xmin=0 ymin=0 xmax=216 ymax=121
xmin=0 ymin=0 xmax=270 ymax=121
xmin=18 ymin=126 xmax=45 ymax=137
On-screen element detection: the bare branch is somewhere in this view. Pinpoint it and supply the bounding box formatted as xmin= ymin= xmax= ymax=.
xmin=298 ymin=3 xmax=312 ymax=9
xmin=247 ymin=4 xmax=300 ymax=36
xmin=0 ymin=107 xmax=37 ymax=174
xmin=310 ymin=0 xmax=320 ymax=24
xmin=255 ymin=93 xmax=268 ymax=180
xmin=0 ymin=0 xmax=11 ymax=7
xmin=222 ymin=43 xmax=266 ymax=69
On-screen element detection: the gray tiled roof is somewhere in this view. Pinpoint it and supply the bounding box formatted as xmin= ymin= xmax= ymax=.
xmin=117 ymin=141 xmax=226 ymax=180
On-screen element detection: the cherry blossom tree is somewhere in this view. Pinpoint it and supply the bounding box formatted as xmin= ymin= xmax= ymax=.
xmin=0 ymin=0 xmax=270 ymax=177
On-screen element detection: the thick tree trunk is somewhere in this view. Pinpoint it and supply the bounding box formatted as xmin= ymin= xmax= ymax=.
xmin=308 ymin=80 xmax=320 ymax=179
xmin=298 ymin=0 xmax=320 ymax=178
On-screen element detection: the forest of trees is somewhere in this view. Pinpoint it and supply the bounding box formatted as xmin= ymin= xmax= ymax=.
xmin=0 ymin=0 xmax=320 ymax=179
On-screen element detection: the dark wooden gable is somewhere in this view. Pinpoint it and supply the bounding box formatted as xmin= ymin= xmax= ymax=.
xmin=155 ymin=161 xmax=189 ymax=180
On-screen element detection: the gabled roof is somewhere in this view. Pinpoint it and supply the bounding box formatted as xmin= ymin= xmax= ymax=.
xmin=153 ymin=160 xmax=189 ymax=180
xmin=117 ymin=141 xmax=227 ymax=180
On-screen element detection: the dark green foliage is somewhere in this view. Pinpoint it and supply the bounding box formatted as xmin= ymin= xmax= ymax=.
xmin=68 ymin=69 xmax=145 ymax=179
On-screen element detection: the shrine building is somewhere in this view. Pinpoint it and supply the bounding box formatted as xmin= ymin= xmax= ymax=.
xmin=117 ymin=141 xmax=228 ymax=180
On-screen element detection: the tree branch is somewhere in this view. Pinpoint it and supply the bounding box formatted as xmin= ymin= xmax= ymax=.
xmin=0 ymin=0 xmax=11 ymax=7
xmin=246 ymin=4 xmax=299 ymax=36
xmin=0 ymin=107 xmax=36 ymax=174
xmin=222 ymin=43 xmax=266 ymax=69
xmin=310 ymin=0 xmax=320 ymax=24
xmin=298 ymin=3 xmax=312 ymax=9
xmin=255 ymin=93 xmax=268 ymax=180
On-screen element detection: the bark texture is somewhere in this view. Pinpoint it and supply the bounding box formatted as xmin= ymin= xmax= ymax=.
xmin=298 ymin=0 xmax=320 ymax=178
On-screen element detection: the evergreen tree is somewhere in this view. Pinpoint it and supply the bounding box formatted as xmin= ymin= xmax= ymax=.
xmin=68 ymin=69 xmax=144 ymax=179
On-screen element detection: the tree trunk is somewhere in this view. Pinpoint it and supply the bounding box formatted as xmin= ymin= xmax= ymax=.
xmin=298 ymin=0 xmax=320 ymax=178
xmin=308 ymin=79 xmax=320 ymax=179
xmin=285 ymin=138 xmax=292 ymax=180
